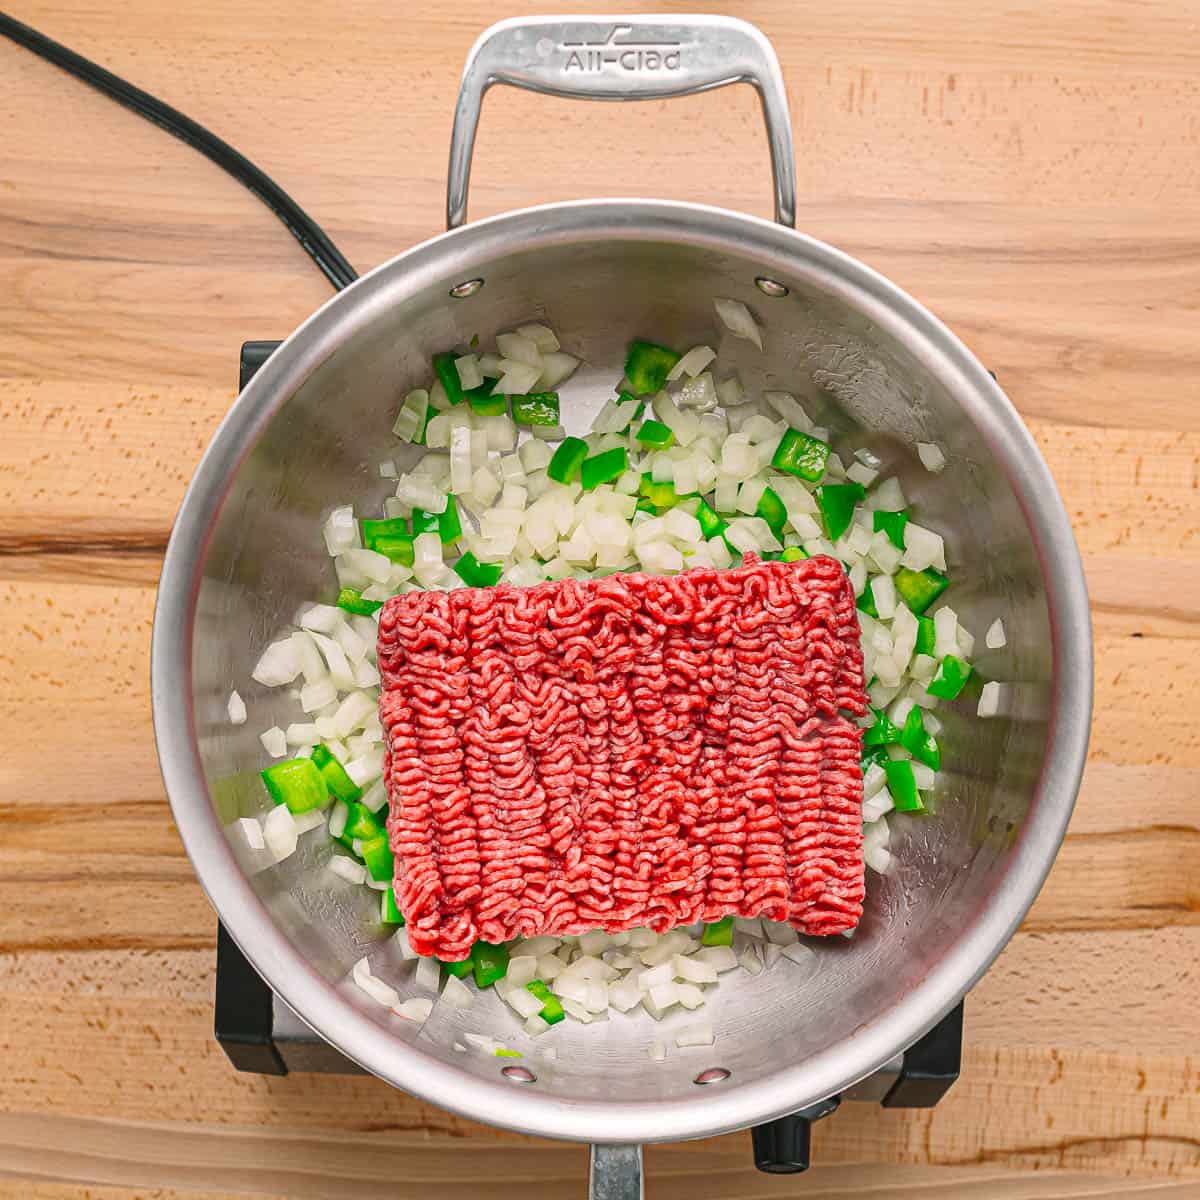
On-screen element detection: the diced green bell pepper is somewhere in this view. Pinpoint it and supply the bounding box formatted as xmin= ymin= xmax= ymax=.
xmin=466 ymin=378 xmax=507 ymax=415
xmin=782 ymin=546 xmax=809 ymax=562
xmin=261 ymin=758 xmax=328 ymax=814
xmin=311 ymin=744 xmax=363 ymax=804
xmin=635 ymin=418 xmax=675 ymax=449
xmin=884 ymin=758 xmax=924 ymax=812
xmin=817 ymin=482 xmax=866 ymax=542
xmin=624 ymin=340 xmax=680 ymax=395
xmin=547 ymin=436 xmax=589 ymax=485
xmin=340 ymin=799 xmax=383 ymax=842
xmin=861 ymin=743 xmax=890 ymax=771
xmin=893 ymin=566 xmax=949 ymax=614
xmin=373 ymin=536 xmax=415 ymax=566
xmin=511 ymin=392 xmax=561 ymax=426
xmin=900 ymin=706 xmax=941 ymax=770
xmin=638 ymin=474 xmax=680 ymax=511
xmin=701 ymin=916 xmax=734 ymax=946
xmin=495 ymin=1047 xmax=522 ymax=1058
xmin=438 ymin=501 xmax=462 ymax=546
xmin=771 ymin=429 xmax=831 ymax=481
xmin=694 ymin=497 xmax=726 ymax=538
xmin=873 ymin=508 xmax=909 ymax=550
xmin=857 ymin=589 xmax=879 ymax=618
xmin=454 ymin=551 xmax=503 ymax=588
xmin=410 ymin=508 xmax=440 ymax=537
xmin=359 ymin=834 xmax=394 ymax=883
xmin=380 ymin=889 xmax=405 ymax=925
xmin=756 ymin=486 xmax=788 ymax=537
xmin=471 ymin=940 xmax=510 ymax=989
xmin=336 ymin=587 xmax=382 ymax=617
xmin=441 ymin=956 xmax=474 ymax=979
xmin=432 ymin=351 xmax=467 ymax=406
xmin=862 ymin=708 xmax=901 ymax=747
xmin=526 ymin=979 xmax=565 ymax=1025
xmin=915 ymin=615 xmax=936 ymax=655
xmin=580 ymin=447 xmax=628 ymax=491
xmin=927 ymin=654 xmax=973 ymax=700
xmin=362 ymin=518 xmax=414 ymax=565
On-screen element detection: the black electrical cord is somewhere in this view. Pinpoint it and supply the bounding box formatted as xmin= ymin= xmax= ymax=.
xmin=0 ymin=10 xmax=359 ymax=292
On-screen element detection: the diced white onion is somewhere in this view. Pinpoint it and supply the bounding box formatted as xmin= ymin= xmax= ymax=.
xmin=262 ymin=804 xmax=299 ymax=862
xmin=329 ymin=855 xmax=367 ymax=885
xmin=227 ymin=690 xmax=247 ymax=725
xmin=675 ymin=1021 xmax=715 ymax=1048
xmin=252 ymin=638 xmax=301 ymax=688
xmin=917 ymin=442 xmax=947 ymax=473
xmin=714 ymin=298 xmax=763 ymax=349
xmin=441 ymin=975 xmax=473 ymax=1009
xmin=986 ymin=618 xmax=1007 ymax=649
xmin=352 ymin=957 xmax=400 ymax=1008
xmin=978 ymin=681 xmax=1003 ymax=717
xmin=667 ymin=345 xmax=716 ymax=381
xmin=235 ymin=816 xmax=265 ymax=851
xmin=414 ymin=955 xmax=442 ymax=993
xmin=394 ymin=997 xmax=434 ymax=1023
xmin=259 ymin=726 xmax=287 ymax=758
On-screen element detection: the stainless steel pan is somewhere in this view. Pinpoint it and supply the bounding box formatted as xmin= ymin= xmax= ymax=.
xmin=152 ymin=16 xmax=1093 ymax=1197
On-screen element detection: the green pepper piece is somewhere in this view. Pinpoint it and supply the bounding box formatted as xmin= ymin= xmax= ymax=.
xmin=635 ymin=418 xmax=675 ymax=449
xmin=701 ymin=916 xmax=734 ymax=946
xmin=900 ymin=706 xmax=941 ymax=770
xmin=884 ymin=758 xmax=924 ymax=812
xmin=372 ymin=535 xmax=415 ymax=566
xmin=311 ymin=744 xmax=364 ymax=804
xmin=454 ymin=551 xmax=503 ymax=588
xmin=494 ymin=1047 xmax=522 ymax=1058
xmin=624 ymin=340 xmax=681 ymax=395
xmin=771 ymin=428 xmax=831 ymax=481
xmin=817 ymin=482 xmax=866 ymax=542
xmin=635 ymin=496 xmax=658 ymax=515
xmin=410 ymin=508 xmax=440 ymax=537
xmin=433 ymin=351 xmax=467 ymax=406
xmin=547 ymin=436 xmax=589 ymax=485
xmin=927 ymin=654 xmax=973 ymax=700
xmin=781 ymin=546 xmax=809 ymax=562
xmin=511 ymin=392 xmax=561 ymax=426
xmin=857 ymin=589 xmax=879 ymax=618
xmin=441 ymin=956 xmax=474 ymax=979
xmin=893 ymin=566 xmax=949 ymax=615
xmin=381 ymin=889 xmax=405 ymax=925
xmin=756 ymin=486 xmax=788 ymax=537
xmin=359 ymin=834 xmax=394 ymax=883
xmin=861 ymin=743 xmax=890 ymax=771
xmin=438 ymin=501 xmax=463 ymax=546
xmin=336 ymin=587 xmax=382 ymax=617
xmin=340 ymin=799 xmax=383 ymax=842
xmin=471 ymin=940 xmax=510 ymax=989
xmin=873 ymin=509 xmax=909 ymax=550
xmin=580 ymin=447 xmax=628 ymax=491
xmin=260 ymin=758 xmax=328 ymax=814
xmin=466 ymin=377 xmax=507 ymax=415
xmin=638 ymin=473 xmax=679 ymax=511
xmin=914 ymin=615 xmax=936 ymax=656
xmin=694 ymin=498 xmax=726 ymax=539
xmin=526 ymin=979 xmax=566 ymax=1025
xmin=862 ymin=707 xmax=901 ymax=747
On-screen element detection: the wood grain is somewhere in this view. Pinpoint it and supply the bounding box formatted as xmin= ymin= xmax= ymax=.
xmin=2 ymin=0 xmax=1199 ymax=1196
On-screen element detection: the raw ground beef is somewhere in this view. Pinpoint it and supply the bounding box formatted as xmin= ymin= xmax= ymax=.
xmin=377 ymin=554 xmax=867 ymax=960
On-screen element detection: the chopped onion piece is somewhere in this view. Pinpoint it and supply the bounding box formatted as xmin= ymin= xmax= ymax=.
xmin=495 ymin=360 xmax=542 ymax=395
xmin=537 ymin=351 xmax=580 ymax=390
xmin=986 ymin=618 xmax=1007 ymax=649
xmin=649 ymin=1040 xmax=667 ymax=1062
xmin=454 ymin=354 xmax=483 ymax=391
xmin=917 ymin=442 xmax=947 ymax=473
xmin=227 ymin=690 xmax=247 ymax=725
xmin=330 ymin=855 xmax=367 ymax=885
xmin=441 ymin=975 xmax=473 ymax=1009
xmin=414 ymin=956 xmax=442 ymax=993
xmin=252 ymin=638 xmax=301 ymax=687
xmin=714 ymin=298 xmax=763 ymax=349
xmin=395 ymin=997 xmax=434 ymax=1023
xmin=496 ymin=332 xmax=542 ymax=367
xmin=673 ymin=954 xmax=718 ymax=984
xmin=978 ymin=681 xmax=1003 ymax=717
xmin=762 ymin=921 xmax=799 ymax=946
xmin=262 ymin=804 xmax=299 ymax=862
xmin=667 ymin=345 xmax=716 ymax=381
xmin=235 ymin=817 xmax=265 ymax=852
xmin=781 ymin=943 xmax=815 ymax=966
xmin=353 ymin=957 xmax=400 ymax=1008
xmin=517 ymin=323 xmax=560 ymax=352
xmin=693 ymin=946 xmax=739 ymax=972
xmin=763 ymin=390 xmax=813 ymax=432
xmin=260 ymin=726 xmax=287 ymax=758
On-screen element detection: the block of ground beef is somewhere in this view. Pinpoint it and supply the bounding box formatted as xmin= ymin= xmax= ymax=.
xmin=377 ymin=554 xmax=867 ymax=960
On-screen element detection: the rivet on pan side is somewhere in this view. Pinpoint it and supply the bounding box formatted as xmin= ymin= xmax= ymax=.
xmin=755 ymin=277 xmax=789 ymax=297
xmin=450 ymin=278 xmax=485 ymax=298
xmin=694 ymin=1067 xmax=731 ymax=1085
xmin=502 ymin=1064 xmax=537 ymax=1083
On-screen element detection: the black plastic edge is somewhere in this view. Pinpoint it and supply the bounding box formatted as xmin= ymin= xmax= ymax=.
xmin=215 ymin=922 xmax=287 ymax=1075
xmin=881 ymin=999 xmax=964 ymax=1108
xmin=239 ymin=340 xmax=283 ymax=391
xmin=751 ymin=1095 xmax=841 ymax=1174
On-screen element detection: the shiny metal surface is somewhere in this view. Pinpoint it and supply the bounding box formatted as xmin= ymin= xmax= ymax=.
xmin=152 ymin=196 xmax=1092 ymax=1148
xmin=447 ymin=15 xmax=796 ymax=228
xmin=590 ymin=1145 xmax=644 ymax=1200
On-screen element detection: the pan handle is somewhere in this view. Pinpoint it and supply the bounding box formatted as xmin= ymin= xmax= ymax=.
xmin=590 ymin=1144 xmax=643 ymax=1200
xmin=446 ymin=15 xmax=796 ymax=230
